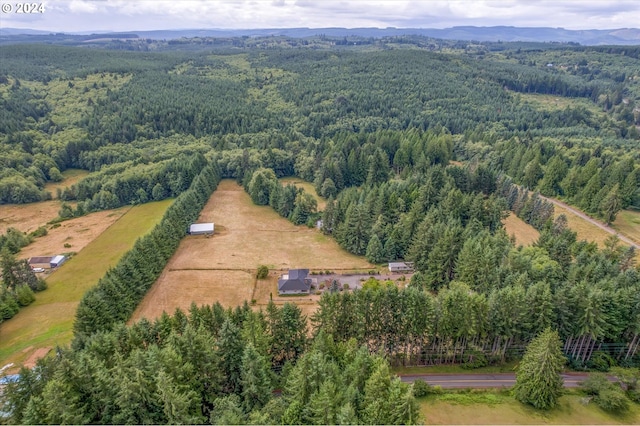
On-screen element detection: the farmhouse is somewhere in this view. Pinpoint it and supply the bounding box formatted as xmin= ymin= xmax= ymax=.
xmin=29 ymin=256 xmax=53 ymax=270
xmin=388 ymin=262 xmax=414 ymax=273
xmin=278 ymin=269 xmax=313 ymax=295
xmin=189 ymin=223 xmax=214 ymax=235
xmin=50 ymin=255 xmax=67 ymax=268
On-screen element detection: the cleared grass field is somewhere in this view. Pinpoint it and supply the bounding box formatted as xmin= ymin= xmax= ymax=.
xmin=613 ymin=209 xmax=640 ymax=245
xmin=0 ymin=199 xmax=172 ymax=372
xmin=554 ymin=204 xmax=621 ymax=248
xmin=44 ymin=168 xmax=89 ymax=199
xmin=1 ymin=169 xmax=90 ymax=235
xmin=279 ymin=177 xmax=327 ymax=210
xmin=420 ymin=392 xmax=640 ymax=425
xmin=19 ymin=207 xmax=128 ymax=261
xmin=502 ymin=212 xmax=540 ymax=246
xmin=0 ymin=200 xmax=62 ymax=235
xmin=131 ymin=179 xmax=371 ymax=321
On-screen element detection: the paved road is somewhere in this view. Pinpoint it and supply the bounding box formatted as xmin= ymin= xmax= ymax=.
xmin=539 ymin=194 xmax=639 ymax=250
xmin=399 ymin=373 xmax=601 ymax=388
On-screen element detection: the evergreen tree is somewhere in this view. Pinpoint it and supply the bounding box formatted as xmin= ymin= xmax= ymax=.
xmin=365 ymin=233 xmax=386 ymax=264
xmin=514 ymin=328 xmax=566 ymax=410
xmin=240 ymin=344 xmax=272 ymax=413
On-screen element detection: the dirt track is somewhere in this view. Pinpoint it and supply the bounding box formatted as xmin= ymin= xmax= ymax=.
xmin=540 ymin=194 xmax=639 ymax=250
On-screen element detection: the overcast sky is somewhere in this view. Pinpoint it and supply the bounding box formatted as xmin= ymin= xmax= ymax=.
xmin=2 ymin=0 xmax=639 ymax=33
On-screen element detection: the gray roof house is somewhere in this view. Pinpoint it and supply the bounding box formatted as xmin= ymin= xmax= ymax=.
xmin=278 ymin=269 xmax=312 ymax=294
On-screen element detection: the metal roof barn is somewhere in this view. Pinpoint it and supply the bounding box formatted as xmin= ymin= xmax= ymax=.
xmin=189 ymin=223 xmax=214 ymax=235
xmin=50 ymin=255 xmax=67 ymax=268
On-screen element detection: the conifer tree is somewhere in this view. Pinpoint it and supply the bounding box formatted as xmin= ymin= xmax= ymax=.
xmin=514 ymin=328 xmax=566 ymax=410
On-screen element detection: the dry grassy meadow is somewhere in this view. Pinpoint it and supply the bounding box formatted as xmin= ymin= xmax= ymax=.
xmin=502 ymin=212 xmax=540 ymax=246
xmin=0 ymin=168 xmax=89 ymax=235
xmin=131 ymin=179 xmax=372 ymax=322
xmin=18 ymin=208 xmax=129 ymax=260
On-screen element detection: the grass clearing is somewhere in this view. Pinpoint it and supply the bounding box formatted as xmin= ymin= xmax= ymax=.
xmin=0 ymin=200 xmax=62 ymax=235
xmin=44 ymin=168 xmax=90 ymax=199
xmin=515 ymin=92 xmax=603 ymax=117
xmin=554 ymin=204 xmax=620 ymax=248
xmin=279 ymin=177 xmax=327 ymax=210
xmin=18 ymin=207 xmax=128 ymax=261
xmin=613 ymin=209 xmax=640 ymax=245
xmin=502 ymin=212 xmax=540 ymax=246
xmin=0 ymin=200 xmax=172 ymax=372
xmin=132 ymin=179 xmax=371 ymax=322
xmin=420 ymin=391 xmax=640 ymax=425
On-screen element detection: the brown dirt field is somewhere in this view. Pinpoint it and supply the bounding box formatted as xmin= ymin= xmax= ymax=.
xmin=0 ymin=200 xmax=62 ymax=235
xmin=22 ymin=347 xmax=52 ymax=369
xmin=18 ymin=207 xmax=129 ymax=261
xmin=131 ymin=179 xmax=371 ymax=322
xmin=502 ymin=212 xmax=540 ymax=246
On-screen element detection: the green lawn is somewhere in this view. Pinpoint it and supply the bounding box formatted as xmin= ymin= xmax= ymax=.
xmin=613 ymin=209 xmax=640 ymax=245
xmin=420 ymin=390 xmax=640 ymax=424
xmin=0 ymin=199 xmax=172 ymax=369
xmin=392 ymin=362 xmax=519 ymax=375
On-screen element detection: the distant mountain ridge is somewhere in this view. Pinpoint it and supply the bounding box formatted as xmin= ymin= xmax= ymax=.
xmin=1 ymin=26 xmax=639 ymax=45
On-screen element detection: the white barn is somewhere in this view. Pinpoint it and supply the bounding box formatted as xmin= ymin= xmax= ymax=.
xmin=388 ymin=262 xmax=414 ymax=273
xmin=189 ymin=223 xmax=214 ymax=235
xmin=50 ymin=255 xmax=67 ymax=268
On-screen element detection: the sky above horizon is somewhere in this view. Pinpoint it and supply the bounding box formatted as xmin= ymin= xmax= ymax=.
xmin=1 ymin=0 xmax=639 ymax=33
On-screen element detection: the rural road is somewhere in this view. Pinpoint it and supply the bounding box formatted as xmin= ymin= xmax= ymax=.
xmin=399 ymin=373 xmax=599 ymax=388
xmin=539 ymin=194 xmax=639 ymax=250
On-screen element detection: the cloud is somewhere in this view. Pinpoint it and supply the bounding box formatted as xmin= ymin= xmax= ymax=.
xmin=1 ymin=0 xmax=638 ymax=32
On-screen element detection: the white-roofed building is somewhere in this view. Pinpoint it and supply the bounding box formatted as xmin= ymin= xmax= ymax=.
xmin=189 ymin=223 xmax=214 ymax=235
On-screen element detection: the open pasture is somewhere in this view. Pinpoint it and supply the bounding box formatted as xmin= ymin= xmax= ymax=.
xmin=420 ymin=392 xmax=640 ymax=425
xmin=502 ymin=212 xmax=540 ymax=246
xmin=0 ymin=200 xmax=171 ymax=372
xmin=1 ymin=168 xmax=89 ymax=235
xmin=132 ymin=179 xmax=371 ymax=321
xmin=18 ymin=207 xmax=128 ymax=260
xmin=0 ymin=200 xmax=62 ymax=235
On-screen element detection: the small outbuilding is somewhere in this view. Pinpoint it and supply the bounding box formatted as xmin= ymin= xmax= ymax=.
xmin=189 ymin=223 xmax=214 ymax=235
xmin=278 ymin=269 xmax=313 ymax=295
xmin=388 ymin=262 xmax=414 ymax=273
xmin=50 ymin=255 xmax=67 ymax=268
xmin=28 ymin=256 xmax=53 ymax=270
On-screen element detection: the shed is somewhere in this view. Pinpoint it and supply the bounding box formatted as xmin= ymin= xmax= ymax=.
xmin=388 ymin=262 xmax=414 ymax=273
xmin=278 ymin=269 xmax=312 ymax=295
xmin=28 ymin=256 xmax=53 ymax=270
xmin=50 ymin=255 xmax=67 ymax=268
xmin=189 ymin=223 xmax=214 ymax=235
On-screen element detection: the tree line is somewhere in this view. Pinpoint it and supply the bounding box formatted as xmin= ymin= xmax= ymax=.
xmin=72 ymin=161 xmax=221 ymax=340
xmin=2 ymin=303 xmax=418 ymax=425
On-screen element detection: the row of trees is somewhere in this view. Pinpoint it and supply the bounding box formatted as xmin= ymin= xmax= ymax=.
xmin=73 ymin=161 xmax=221 ymax=340
xmin=246 ymin=168 xmax=318 ymax=226
xmin=475 ymin=136 xmax=640 ymax=221
xmin=2 ymin=303 xmax=418 ymax=425
xmin=58 ymin=153 xmax=208 ymax=214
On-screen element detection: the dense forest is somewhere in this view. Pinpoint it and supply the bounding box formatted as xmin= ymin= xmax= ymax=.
xmin=1 ymin=36 xmax=639 ymax=423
